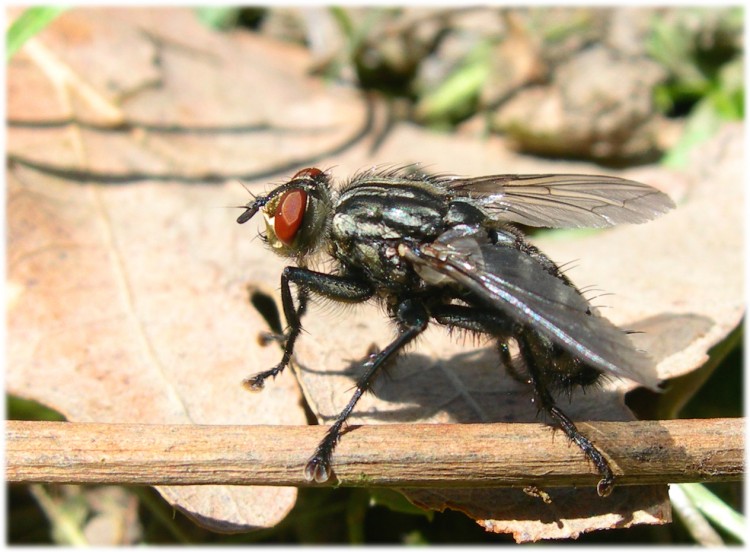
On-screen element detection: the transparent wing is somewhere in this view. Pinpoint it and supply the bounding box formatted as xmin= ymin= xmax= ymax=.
xmin=402 ymin=227 xmax=659 ymax=389
xmin=446 ymin=173 xmax=675 ymax=228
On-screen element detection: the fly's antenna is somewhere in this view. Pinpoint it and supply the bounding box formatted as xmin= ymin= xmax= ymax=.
xmin=229 ymin=179 xmax=266 ymax=224
xmin=237 ymin=202 xmax=262 ymax=224
xmin=237 ymin=192 xmax=272 ymax=224
xmin=235 ymin=179 xmax=256 ymax=199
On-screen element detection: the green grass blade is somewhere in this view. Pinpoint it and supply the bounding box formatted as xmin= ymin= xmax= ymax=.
xmin=7 ymin=7 xmax=67 ymax=61
xmin=680 ymin=483 xmax=746 ymax=542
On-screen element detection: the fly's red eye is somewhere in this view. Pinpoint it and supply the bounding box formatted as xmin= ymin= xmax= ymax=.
xmin=274 ymin=189 xmax=308 ymax=246
xmin=292 ymin=167 xmax=323 ymax=180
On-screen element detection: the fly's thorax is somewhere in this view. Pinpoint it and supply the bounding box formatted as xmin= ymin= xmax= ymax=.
xmin=329 ymin=180 xmax=449 ymax=288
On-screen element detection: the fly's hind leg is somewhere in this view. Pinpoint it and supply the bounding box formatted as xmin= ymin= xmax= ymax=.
xmin=517 ymin=329 xmax=615 ymax=497
xmin=432 ymin=304 xmax=614 ymax=494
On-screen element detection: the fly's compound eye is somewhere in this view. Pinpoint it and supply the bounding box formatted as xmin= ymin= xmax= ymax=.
xmin=274 ymin=189 xmax=308 ymax=246
xmin=292 ymin=167 xmax=324 ymax=180
xmin=259 ymin=167 xmax=331 ymax=256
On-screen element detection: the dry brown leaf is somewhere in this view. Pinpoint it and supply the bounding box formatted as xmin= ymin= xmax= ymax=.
xmin=6 ymin=156 xmax=309 ymax=532
xmin=6 ymin=7 xmax=351 ymax=533
xmin=7 ymin=6 xmax=743 ymax=542
xmin=409 ymin=485 xmax=668 ymax=542
xmin=8 ymin=8 xmax=369 ymax=181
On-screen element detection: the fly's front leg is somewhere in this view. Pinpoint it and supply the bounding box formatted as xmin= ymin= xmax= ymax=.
xmin=304 ymin=298 xmax=430 ymax=483
xmin=244 ymin=273 xmax=308 ymax=389
xmin=257 ymin=285 xmax=309 ymax=346
xmin=244 ymin=267 xmax=374 ymax=391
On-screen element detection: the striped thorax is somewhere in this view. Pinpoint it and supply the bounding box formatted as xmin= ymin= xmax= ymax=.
xmin=330 ymin=173 xmax=449 ymax=289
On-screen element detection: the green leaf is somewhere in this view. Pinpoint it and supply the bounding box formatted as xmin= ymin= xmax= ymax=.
xmin=329 ymin=6 xmax=355 ymax=41
xmin=368 ymin=488 xmax=433 ymax=520
xmin=7 ymin=7 xmax=67 ymax=61
xmin=194 ymin=7 xmax=241 ymax=30
xmin=713 ymin=56 xmax=745 ymax=119
xmin=661 ymin=96 xmax=723 ymax=168
xmin=415 ymin=40 xmax=492 ymax=124
xmin=402 ymin=530 xmax=430 ymax=544
xmin=7 ymin=395 xmax=65 ymax=421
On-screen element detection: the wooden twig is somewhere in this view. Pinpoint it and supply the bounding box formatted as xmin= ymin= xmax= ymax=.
xmin=6 ymin=418 xmax=743 ymax=488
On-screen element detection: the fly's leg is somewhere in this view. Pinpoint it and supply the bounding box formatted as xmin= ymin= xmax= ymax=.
xmin=517 ymin=329 xmax=615 ymax=497
xmin=244 ymin=280 xmax=308 ymax=389
xmin=432 ymin=304 xmax=614 ymax=493
xmin=304 ymin=299 xmax=429 ymax=483
xmin=432 ymin=304 xmax=517 ymax=335
xmin=498 ymin=340 xmax=531 ymax=386
xmin=432 ymin=304 xmax=526 ymax=382
xmin=244 ymin=267 xmax=373 ymax=391
xmin=258 ymin=288 xmax=308 ymax=346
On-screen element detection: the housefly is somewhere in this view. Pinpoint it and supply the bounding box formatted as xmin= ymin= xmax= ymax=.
xmin=237 ymin=166 xmax=674 ymax=496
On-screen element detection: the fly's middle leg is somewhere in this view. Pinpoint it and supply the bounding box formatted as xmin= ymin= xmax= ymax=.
xmin=304 ymin=298 xmax=429 ymax=483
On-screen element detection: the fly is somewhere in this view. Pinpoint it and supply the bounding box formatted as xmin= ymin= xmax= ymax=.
xmin=236 ymin=166 xmax=674 ymax=496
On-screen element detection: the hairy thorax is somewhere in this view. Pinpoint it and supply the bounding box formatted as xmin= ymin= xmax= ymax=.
xmin=329 ymin=180 xmax=448 ymax=291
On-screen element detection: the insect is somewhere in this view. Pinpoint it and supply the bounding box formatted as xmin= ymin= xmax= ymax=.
xmin=237 ymin=166 xmax=674 ymax=496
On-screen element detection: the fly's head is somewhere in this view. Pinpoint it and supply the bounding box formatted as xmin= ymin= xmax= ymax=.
xmin=237 ymin=168 xmax=333 ymax=260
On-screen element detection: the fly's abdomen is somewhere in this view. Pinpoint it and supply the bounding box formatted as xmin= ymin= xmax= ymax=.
xmin=330 ymin=182 xmax=447 ymax=287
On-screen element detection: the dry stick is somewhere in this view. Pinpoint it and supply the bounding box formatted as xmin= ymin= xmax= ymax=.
xmin=7 ymin=418 xmax=743 ymax=488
